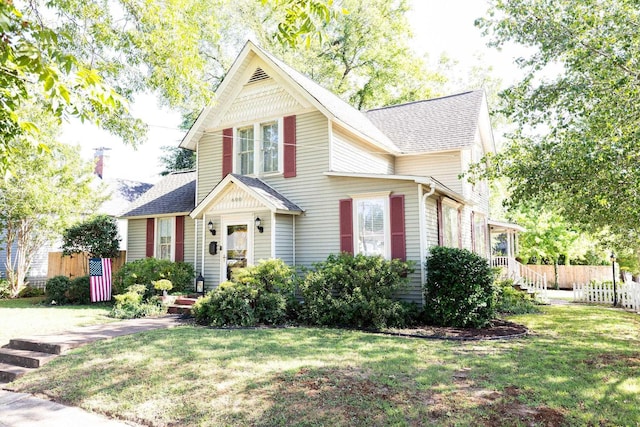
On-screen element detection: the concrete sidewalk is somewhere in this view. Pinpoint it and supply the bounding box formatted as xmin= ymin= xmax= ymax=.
xmin=1 ymin=315 xmax=186 ymax=426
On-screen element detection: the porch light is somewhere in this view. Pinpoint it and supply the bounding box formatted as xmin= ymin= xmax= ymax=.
xmin=208 ymin=220 xmax=216 ymax=236
xmin=195 ymin=273 xmax=205 ymax=295
xmin=255 ymin=217 xmax=264 ymax=233
xmin=610 ymin=252 xmax=618 ymax=307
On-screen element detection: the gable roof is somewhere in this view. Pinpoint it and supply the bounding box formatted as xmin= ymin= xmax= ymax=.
xmin=98 ymin=178 xmax=153 ymax=216
xmin=365 ymin=90 xmax=485 ymax=154
xmin=120 ymin=171 xmax=196 ymax=218
xmin=180 ymin=40 xmax=399 ymax=154
xmin=190 ymin=173 xmax=303 ymax=219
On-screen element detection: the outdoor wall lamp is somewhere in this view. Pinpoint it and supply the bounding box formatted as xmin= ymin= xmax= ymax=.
xmin=255 ymin=217 xmax=264 ymax=233
xmin=610 ymin=251 xmax=618 ymax=307
xmin=208 ymin=220 xmax=216 ymax=236
xmin=195 ymin=273 xmax=205 ymax=295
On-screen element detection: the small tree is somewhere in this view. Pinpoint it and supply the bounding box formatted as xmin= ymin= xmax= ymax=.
xmin=62 ymin=215 xmax=121 ymax=259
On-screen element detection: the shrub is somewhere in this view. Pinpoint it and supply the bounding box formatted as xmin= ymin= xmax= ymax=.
xmin=193 ymin=259 xmax=297 ymax=327
xmin=153 ymin=279 xmax=173 ymax=293
xmin=17 ymin=285 xmax=45 ymax=298
xmin=0 ymin=279 xmax=12 ymax=299
xmin=113 ymin=258 xmax=195 ymax=298
xmin=299 ymin=253 xmax=416 ymax=329
xmin=45 ymin=276 xmax=71 ymax=304
xmin=109 ymin=284 xmax=165 ymax=319
xmin=495 ymin=279 xmax=541 ymax=315
xmin=424 ymin=246 xmax=497 ymax=328
xmin=67 ymin=275 xmax=92 ymax=304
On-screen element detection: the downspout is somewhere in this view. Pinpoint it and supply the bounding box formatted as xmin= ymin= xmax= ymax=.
xmin=420 ymin=181 xmax=436 ymax=306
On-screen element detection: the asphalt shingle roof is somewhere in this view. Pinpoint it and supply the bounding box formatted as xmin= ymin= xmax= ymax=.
xmin=230 ymin=174 xmax=302 ymax=212
xmin=365 ymin=90 xmax=484 ymax=154
xmin=121 ymin=171 xmax=196 ymax=217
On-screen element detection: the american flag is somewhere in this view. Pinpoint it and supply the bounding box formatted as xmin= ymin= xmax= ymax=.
xmin=89 ymin=258 xmax=112 ymax=302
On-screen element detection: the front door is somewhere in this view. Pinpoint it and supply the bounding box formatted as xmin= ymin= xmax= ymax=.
xmin=222 ymin=218 xmax=251 ymax=281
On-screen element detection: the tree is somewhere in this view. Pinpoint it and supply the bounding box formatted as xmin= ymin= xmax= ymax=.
xmin=62 ymin=215 xmax=121 ymax=259
xmin=159 ymin=146 xmax=196 ymax=176
xmin=475 ymin=0 xmax=640 ymax=243
xmin=0 ymin=136 xmax=103 ymax=296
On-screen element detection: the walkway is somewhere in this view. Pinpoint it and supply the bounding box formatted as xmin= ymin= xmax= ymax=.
xmin=0 ymin=315 xmax=186 ymax=427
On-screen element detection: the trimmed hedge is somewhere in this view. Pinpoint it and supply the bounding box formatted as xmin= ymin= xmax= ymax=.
xmin=424 ymin=246 xmax=497 ymax=328
xmin=113 ymin=258 xmax=195 ymax=298
xmin=45 ymin=276 xmax=71 ymax=304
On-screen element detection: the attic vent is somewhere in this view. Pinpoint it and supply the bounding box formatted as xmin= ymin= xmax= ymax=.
xmin=247 ymin=67 xmax=270 ymax=84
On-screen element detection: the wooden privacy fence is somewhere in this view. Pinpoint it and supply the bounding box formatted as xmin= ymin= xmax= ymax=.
xmin=573 ymin=281 xmax=640 ymax=312
xmin=524 ymin=265 xmax=613 ymax=289
xmin=47 ymin=251 xmax=126 ymax=279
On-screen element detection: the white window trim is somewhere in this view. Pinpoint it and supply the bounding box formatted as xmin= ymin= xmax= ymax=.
xmin=233 ymin=117 xmax=284 ymax=177
xmin=351 ymin=192 xmax=391 ymax=259
xmin=155 ymin=217 xmax=176 ymax=261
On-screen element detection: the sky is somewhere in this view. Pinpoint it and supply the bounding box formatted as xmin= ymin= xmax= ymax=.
xmin=60 ymin=0 xmax=524 ymax=185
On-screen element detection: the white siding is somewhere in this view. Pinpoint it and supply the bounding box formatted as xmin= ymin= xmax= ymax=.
xmin=331 ymin=126 xmax=394 ymax=174
xmin=275 ymin=214 xmax=294 ymax=265
xmin=396 ymin=152 xmax=463 ymax=194
xmin=461 ymin=205 xmax=473 ymax=251
xmin=254 ymin=210 xmax=272 ymax=262
xmin=127 ymin=219 xmax=147 ymax=262
xmin=197 ymin=133 xmax=221 ymax=204
xmin=183 ymin=216 xmax=196 ymax=268
xmin=424 ymin=197 xmax=439 ymax=251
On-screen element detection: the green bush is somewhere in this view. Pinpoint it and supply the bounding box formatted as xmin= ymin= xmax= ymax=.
xmin=495 ymin=280 xmax=541 ymax=315
xmin=109 ymin=284 xmax=165 ymax=319
xmin=424 ymin=246 xmax=497 ymax=328
xmin=67 ymin=275 xmax=92 ymax=304
xmin=0 ymin=279 xmax=12 ymax=299
xmin=45 ymin=276 xmax=71 ymax=304
xmin=193 ymin=259 xmax=297 ymax=327
xmin=17 ymin=285 xmax=45 ymax=298
xmin=113 ymin=258 xmax=195 ymax=298
xmin=299 ymin=253 xmax=416 ymax=329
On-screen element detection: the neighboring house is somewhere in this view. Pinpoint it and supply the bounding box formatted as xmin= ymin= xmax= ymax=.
xmin=0 ymin=149 xmax=152 ymax=285
xmin=121 ymin=41 xmax=497 ymax=305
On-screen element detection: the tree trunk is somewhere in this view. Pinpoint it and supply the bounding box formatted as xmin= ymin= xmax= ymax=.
xmin=553 ymin=259 xmax=559 ymax=290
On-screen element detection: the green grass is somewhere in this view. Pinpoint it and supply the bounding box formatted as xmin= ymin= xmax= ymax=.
xmin=8 ymin=304 xmax=640 ymax=426
xmin=0 ymin=297 xmax=114 ymax=347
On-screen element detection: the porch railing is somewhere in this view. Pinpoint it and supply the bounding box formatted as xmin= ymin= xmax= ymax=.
xmin=492 ymin=256 xmax=548 ymax=303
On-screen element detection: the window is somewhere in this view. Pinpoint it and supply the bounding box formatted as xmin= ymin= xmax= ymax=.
xmin=473 ymin=213 xmax=487 ymax=257
xmin=354 ymin=197 xmax=389 ymax=257
xmin=261 ymin=122 xmax=278 ymax=173
xmin=157 ymin=218 xmax=174 ymax=260
xmin=237 ymin=127 xmax=254 ymax=175
xmin=441 ymin=200 xmax=460 ymax=248
xmin=235 ymin=119 xmax=282 ymax=175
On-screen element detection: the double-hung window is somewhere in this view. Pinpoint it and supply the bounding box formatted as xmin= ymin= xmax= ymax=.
xmin=157 ymin=218 xmax=174 ymax=260
xmin=354 ymin=195 xmax=389 ymax=258
xmin=235 ymin=119 xmax=281 ymax=175
xmin=441 ymin=199 xmax=460 ymax=248
xmin=237 ymin=127 xmax=254 ymax=175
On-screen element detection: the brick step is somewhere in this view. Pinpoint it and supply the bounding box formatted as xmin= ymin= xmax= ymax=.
xmin=8 ymin=339 xmax=68 ymax=355
xmin=0 ymin=362 xmax=35 ymax=383
xmin=174 ymin=297 xmax=198 ymax=306
xmin=167 ymin=304 xmax=194 ymax=315
xmin=0 ymin=348 xmax=58 ymax=368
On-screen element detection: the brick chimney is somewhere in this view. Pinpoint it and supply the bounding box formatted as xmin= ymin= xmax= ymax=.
xmin=94 ymin=147 xmax=111 ymax=179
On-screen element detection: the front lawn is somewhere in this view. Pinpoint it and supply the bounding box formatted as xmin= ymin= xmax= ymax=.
xmin=9 ymin=304 xmax=640 ymax=426
xmin=0 ymin=297 xmax=114 ymax=347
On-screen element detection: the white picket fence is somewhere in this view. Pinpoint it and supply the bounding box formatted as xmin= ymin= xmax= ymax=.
xmin=492 ymin=256 xmax=548 ymax=303
xmin=573 ymin=281 xmax=640 ymax=312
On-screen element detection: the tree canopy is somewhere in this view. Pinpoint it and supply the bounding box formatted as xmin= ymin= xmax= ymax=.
xmin=475 ymin=0 xmax=640 ymax=244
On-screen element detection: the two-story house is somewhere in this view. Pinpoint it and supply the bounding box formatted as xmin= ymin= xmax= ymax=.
xmin=121 ymin=41 xmax=496 ymax=305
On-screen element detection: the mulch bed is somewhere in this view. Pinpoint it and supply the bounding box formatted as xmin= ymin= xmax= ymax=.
xmin=382 ymin=319 xmax=528 ymax=341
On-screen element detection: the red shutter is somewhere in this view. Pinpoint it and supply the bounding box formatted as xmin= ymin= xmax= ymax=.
xmin=222 ymin=128 xmax=233 ymax=177
xmin=283 ymin=115 xmax=296 ymax=178
xmin=390 ymin=194 xmax=406 ymax=261
xmin=436 ymin=198 xmax=444 ymax=246
xmin=175 ymin=216 xmax=185 ymax=262
xmin=146 ymin=218 xmax=155 ymax=258
xmin=339 ymin=199 xmax=353 ymax=254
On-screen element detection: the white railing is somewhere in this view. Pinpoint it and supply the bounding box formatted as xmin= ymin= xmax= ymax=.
xmin=573 ymin=281 xmax=640 ymax=312
xmin=492 ymin=256 xmax=548 ymax=303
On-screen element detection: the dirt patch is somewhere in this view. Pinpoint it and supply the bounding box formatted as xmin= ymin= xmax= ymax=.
xmin=583 ymin=353 xmax=640 ymax=369
xmin=384 ymin=319 xmax=528 ymax=341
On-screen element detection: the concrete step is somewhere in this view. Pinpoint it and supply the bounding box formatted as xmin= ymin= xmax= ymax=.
xmin=8 ymin=339 xmax=68 ymax=355
xmin=0 ymin=362 xmax=35 ymax=383
xmin=0 ymin=348 xmax=58 ymax=368
xmin=167 ymin=304 xmax=194 ymax=315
